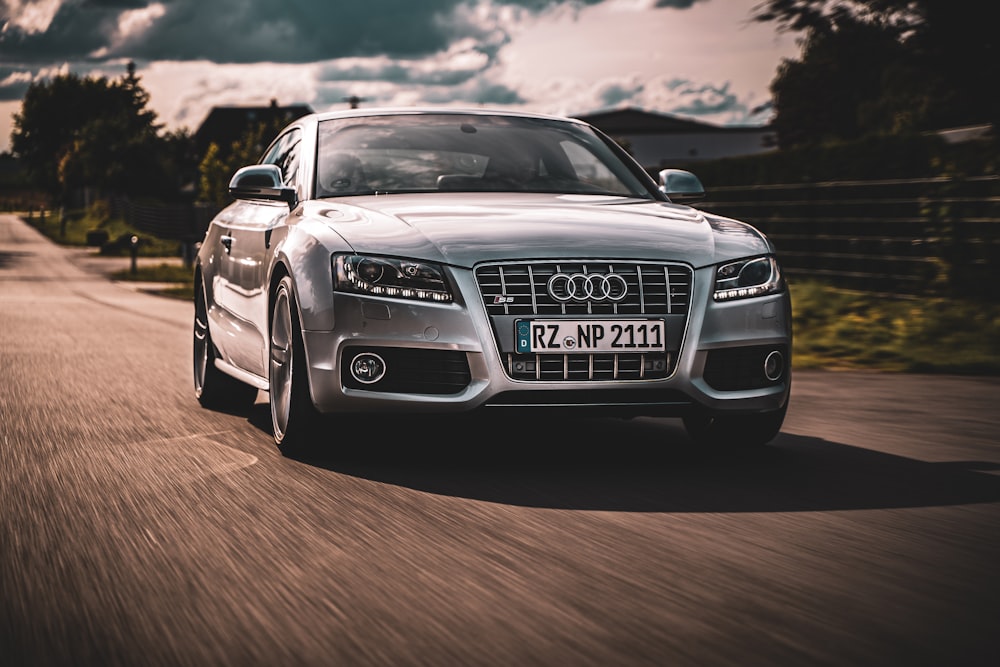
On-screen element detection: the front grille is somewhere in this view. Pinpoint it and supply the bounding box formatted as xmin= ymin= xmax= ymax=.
xmin=475 ymin=261 xmax=692 ymax=381
xmin=341 ymin=347 xmax=471 ymax=394
xmin=476 ymin=261 xmax=692 ymax=316
xmin=502 ymin=351 xmax=672 ymax=381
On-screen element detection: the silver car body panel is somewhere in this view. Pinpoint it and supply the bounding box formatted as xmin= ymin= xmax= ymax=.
xmin=197 ymin=107 xmax=791 ymax=423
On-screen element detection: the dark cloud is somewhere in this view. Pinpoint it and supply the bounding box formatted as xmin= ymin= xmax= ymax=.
xmin=1 ymin=0 xmax=752 ymax=148
xmin=81 ymin=0 xmax=149 ymax=7
xmin=0 ymin=2 xmax=117 ymax=63
xmin=596 ymin=80 xmax=644 ymax=108
xmin=318 ymin=61 xmax=413 ymax=85
xmin=126 ymin=0 xmax=459 ymax=63
xmin=318 ymin=60 xmax=483 ymax=87
xmin=469 ymin=82 xmax=524 ymax=105
xmin=313 ymin=67 xmax=524 ymax=109
xmin=654 ymin=0 xmax=706 ymax=7
xmin=422 ymin=79 xmax=524 ymax=106
xmin=0 ymin=0 xmax=609 ymax=65
xmin=0 ymin=68 xmax=31 ymax=101
xmin=669 ymin=81 xmax=741 ymax=116
xmin=0 ymin=62 xmax=116 ymax=102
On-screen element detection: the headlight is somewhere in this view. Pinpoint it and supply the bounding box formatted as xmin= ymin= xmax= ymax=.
xmin=334 ymin=254 xmax=453 ymax=302
xmin=714 ymin=256 xmax=784 ymax=302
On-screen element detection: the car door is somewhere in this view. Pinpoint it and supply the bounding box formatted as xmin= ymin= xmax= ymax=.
xmin=217 ymin=129 xmax=302 ymax=378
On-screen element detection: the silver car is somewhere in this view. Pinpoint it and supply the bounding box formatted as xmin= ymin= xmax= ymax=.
xmin=193 ymin=107 xmax=791 ymax=452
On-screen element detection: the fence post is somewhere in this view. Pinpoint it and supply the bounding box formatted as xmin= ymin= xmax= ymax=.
xmin=129 ymin=236 xmax=140 ymax=276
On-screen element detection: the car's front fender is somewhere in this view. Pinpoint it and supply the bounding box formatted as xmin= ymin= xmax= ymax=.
xmin=267 ymin=213 xmax=353 ymax=333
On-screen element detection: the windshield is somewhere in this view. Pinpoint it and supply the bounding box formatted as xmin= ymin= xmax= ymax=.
xmin=315 ymin=113 xmax=655 ymax=199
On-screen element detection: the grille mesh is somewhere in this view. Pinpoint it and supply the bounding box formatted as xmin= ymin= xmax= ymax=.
xmin=475 ymin=261 xmax=692 ymax=381
xmin=477 ymin=262 xmax=691 ymax=316
xmin=502 ymin=351 xmax=673 ymax=381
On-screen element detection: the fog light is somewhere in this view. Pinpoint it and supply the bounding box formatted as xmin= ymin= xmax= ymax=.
xmin=351 ymin=353 xmax=386 ymax=384
xmin=764 ymin=350 xmax=784 ymax=381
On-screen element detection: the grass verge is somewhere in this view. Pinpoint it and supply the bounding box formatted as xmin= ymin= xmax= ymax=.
xmin=24 ymin=205 xmax=182 ymax=256
xmin=110 ymin=263 xmax=194 ymax=300
xmin=789 ymin=280 xmax=1000 ymax=375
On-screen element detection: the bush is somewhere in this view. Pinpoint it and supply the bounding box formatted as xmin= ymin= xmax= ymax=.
xmin=85 ymin=229 xmax=109 ymax=246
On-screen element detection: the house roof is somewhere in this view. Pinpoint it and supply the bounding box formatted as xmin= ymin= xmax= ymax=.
xmin=194 ymin=100 xmax=313 ymax=154
xmin=574 ymin=106 xmax=770 ymax=135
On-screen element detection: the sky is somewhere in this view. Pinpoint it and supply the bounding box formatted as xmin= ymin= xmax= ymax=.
xmin=0 ymin=0 xmax=802 ymax=154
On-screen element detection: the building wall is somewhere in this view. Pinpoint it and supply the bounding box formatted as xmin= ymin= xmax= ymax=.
xmin=616 ymin=130 xmax=778 ymax=169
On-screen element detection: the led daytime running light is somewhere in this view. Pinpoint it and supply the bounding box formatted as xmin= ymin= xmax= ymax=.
xmin=714 ymin=283 xmax=779 ymax=301
xmin=337 ymin=256 xmax=453 ymax=302
xmin=713 ymin=256 xmax=783 ymax=302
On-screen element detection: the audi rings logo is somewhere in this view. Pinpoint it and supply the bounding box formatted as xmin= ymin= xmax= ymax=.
xmin=546 ymin=272 xmax=628 ymax=302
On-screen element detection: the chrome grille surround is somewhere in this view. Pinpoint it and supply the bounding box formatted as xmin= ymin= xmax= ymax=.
xmin=475 ymin=261 xmax=693 ymax=381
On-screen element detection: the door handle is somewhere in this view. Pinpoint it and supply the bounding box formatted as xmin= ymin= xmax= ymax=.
xmin=220 ymin=235 xmax=233 ymax=254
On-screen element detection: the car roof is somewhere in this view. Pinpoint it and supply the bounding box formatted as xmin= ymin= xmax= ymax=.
xmin=300 ymin=106 xmax=589 ymax=126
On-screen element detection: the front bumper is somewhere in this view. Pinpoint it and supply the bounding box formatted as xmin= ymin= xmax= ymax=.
xmin=299 ymin=265 xmax=791 ymax=417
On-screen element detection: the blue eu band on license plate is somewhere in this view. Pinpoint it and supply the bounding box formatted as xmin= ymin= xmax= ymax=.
xmin=515 ymin=319 xmax=666 ymax=354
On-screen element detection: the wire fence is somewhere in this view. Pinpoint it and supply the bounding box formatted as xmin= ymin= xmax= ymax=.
xmin=105 ymin=175 xmax=1000 ymax=301
xmin=696 ymin=175 xmax=1000 ymax=301
xmin=109 ymin=197 xmax=219 ymax=243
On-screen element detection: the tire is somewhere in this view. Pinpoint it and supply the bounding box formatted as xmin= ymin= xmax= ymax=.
xmin=194 ymin=284 xmax=259 ymax=411
xmin=683 ymin=404 xmax=787 ymax=450
xmin=269 ymin=276 xmax=320 ymax=452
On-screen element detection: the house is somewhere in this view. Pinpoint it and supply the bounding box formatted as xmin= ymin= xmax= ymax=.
xmin=194 ymin=99 xmax=313 ymax=157
xmin=573 ymin=107 xmax=777 ymax=171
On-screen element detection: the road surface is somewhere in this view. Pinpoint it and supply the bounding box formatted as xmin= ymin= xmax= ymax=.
xmin=2 ymin=213 xmax=999 ymax=666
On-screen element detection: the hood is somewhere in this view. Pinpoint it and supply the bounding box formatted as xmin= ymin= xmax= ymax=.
xmin=303 ymin=193 xmax=771 ymax=268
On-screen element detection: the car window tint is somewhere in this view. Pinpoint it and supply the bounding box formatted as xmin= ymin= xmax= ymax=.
xmin=314 ymin=115 xmax=652 ymax=198
xmin=261 ymin=129 xmax=301 ymax=186
xmin=559 ymin=141 xmax=623 ymax=193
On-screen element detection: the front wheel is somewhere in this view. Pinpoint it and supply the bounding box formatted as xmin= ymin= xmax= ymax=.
xmin=683 ymin=404 xmax=787 ymax=449
xmin=269 ymin=276 xmax=320 ymax=452
xmin=194 ymin=284 xmax=258 ymax=410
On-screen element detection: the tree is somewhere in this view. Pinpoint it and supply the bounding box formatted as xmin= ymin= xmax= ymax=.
xmin=13 ymin=73 xmax=110 ymax=200
xmin=768 ymin=16 xmax=907 ymax=148
xmin=11 ymin=63 xmax=195 ymax=202
xmin=158 ymin=128 xmax=199 ymax=198
xmin=753 ymin=0 xmax=998 ymax=147
xmin=197 ymin=119 xmax=285 ymax=207
xmin=197 ymin=142 xmax=232 ymax=209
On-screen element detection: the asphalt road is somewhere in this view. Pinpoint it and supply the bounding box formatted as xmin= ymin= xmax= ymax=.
xmin=2 ymin=212 xmax=999 ymax=667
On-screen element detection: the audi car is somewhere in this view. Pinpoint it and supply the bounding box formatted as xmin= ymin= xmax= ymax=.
xmin=193 ymin=107 xmax=791 ymax=452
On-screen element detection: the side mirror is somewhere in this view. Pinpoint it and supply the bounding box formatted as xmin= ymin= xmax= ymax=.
xmin=658 ymin=168 xmax=705 ymax=203
xmin=229 ymin=164 xmax=297 ymax=208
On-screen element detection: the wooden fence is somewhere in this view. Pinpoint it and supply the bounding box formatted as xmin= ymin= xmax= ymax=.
xmin=695 ymin=175 xmax=1000 ymax=301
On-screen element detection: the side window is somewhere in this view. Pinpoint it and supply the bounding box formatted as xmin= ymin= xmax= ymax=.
xmin=261 ymin=129 xmax=301 ymax=187
xmin=260 ymin=134 xmax=288 ymax=168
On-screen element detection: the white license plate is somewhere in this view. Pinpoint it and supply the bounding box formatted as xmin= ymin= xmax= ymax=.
xmin=515 ymin=319 xmax=665 ymax=354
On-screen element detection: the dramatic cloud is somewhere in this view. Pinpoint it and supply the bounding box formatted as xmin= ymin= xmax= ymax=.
xmin=0 ymin=62 xmax=75 ymax=101
xmin=1 ymin=0 xmax=796 ymax=153
xmin=512 ymin=73 xmax=763 ymax=126
xmin=1 ymin=0 xmax=63 ymax=35
xmin=654 ymin=0 xmax=703 ymax=7
xmin=0 ymin=68 xmax=33 ymax=101
xmin=0 ymin=0 xmax=612 ymax=64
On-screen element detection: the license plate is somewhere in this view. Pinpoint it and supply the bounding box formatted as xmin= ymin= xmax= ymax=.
xmin=515 ymin=319 xmax=665 ymax=354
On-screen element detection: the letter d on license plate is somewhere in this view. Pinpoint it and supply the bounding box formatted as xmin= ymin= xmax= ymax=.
xmin=515 ymin=319 xmax=665 ymax=354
